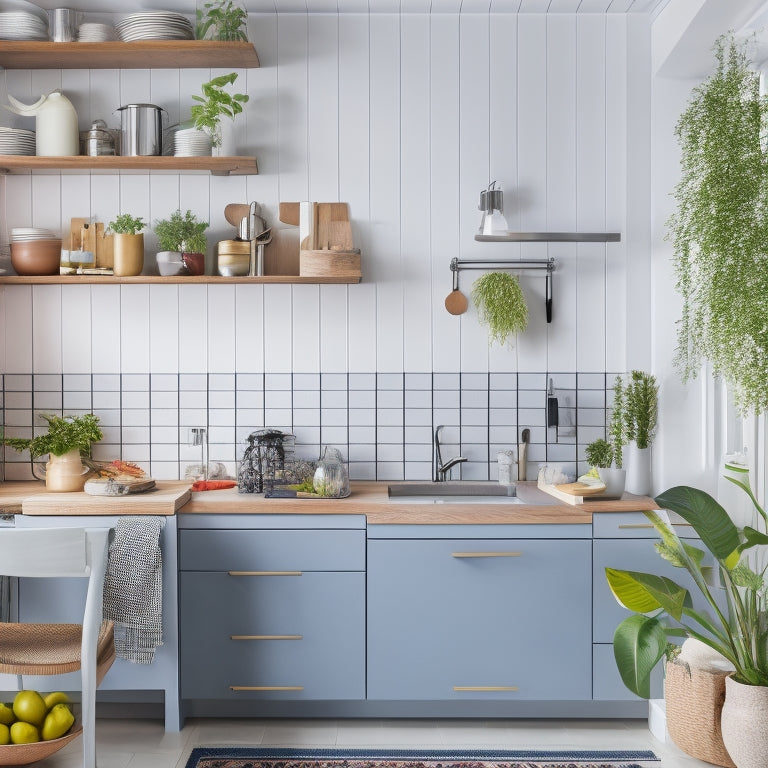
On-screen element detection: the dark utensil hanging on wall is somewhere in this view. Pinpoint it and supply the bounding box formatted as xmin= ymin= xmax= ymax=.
xmin=546 ymin=271 xmax=553 ymax=323
xmin=547 ymin=378 xmax=559 ymax=442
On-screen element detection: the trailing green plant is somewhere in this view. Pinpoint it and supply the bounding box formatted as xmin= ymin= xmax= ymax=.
xmin=667 ymin=33 xmax=768 ymax=415
xmin=585 ymin=438 xmax=613 ymax=469
xmin=3 ymin=413 xmax=103 ymax=458
xmin=606 ymin=479 xmax=768 ymax=698
xmin=190 ymin=72 xmax=249 ymax=148
xmin=470 ymin=271 xmax=528 ymax=346
xmin=623 ymin=370 xmax=659 ymax=450
xmin=108 ymin=214 xmax=146 ymax=236
xmin=196 ymin=0 xmax=248 ymax=41
xmin=154 ymin=209 xmax=209 ymax=254
xmin=608 ymin=375 xmax=626 ymax=469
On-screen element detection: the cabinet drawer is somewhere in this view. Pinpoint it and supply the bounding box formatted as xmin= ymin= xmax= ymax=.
xmin=368 ymin=538 xmax=591 ymax=701
xmin=593 ymin=643 xmax=662 ymax=700
xmin=180 ymin=571 xmax=365 ymax=700
xmin=593 ymin=512 xmax=696 ymax=539
xmin=179 ymin=529 xmax=365 ymax=572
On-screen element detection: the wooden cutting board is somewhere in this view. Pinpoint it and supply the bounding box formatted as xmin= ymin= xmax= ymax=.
xmin=22 ymin=481 xmax=191 ymax=516
xmin=555 ymin=481 xmax=608 ymax=497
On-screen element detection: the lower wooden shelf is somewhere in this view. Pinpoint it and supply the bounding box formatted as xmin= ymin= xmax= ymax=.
xmin=0 ymin=275 xmax=361 ymax=285
xmin=0 ymin=155 xmax=258 ymax=176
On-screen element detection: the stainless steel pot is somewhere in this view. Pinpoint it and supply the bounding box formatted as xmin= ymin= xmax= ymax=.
xmin=118 ymin=103 xmax=164 ymax=156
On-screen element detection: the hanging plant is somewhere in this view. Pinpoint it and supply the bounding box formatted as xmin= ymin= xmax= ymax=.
xmin=471 ymin=271 xmax=528 ymax=346
xmin=667 ymin=33 xmax=768 ymax=414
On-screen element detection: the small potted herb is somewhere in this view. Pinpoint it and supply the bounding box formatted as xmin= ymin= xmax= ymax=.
xmin=108 ymin=214 xmax=146 ymax=276
xmin=196 ymin=0 xmax=248 ymax=41
xmin=3 ymin=413 xmax=103 ymax=493
xmin=154 ymin=209 xmax=209 ymax=276
xmin=471 ymin=271 xmax=528 ymax=346
xmin=622 ymin=370 xmax=659 ymax=495
xmin=190 ymin=72 xmax=249 ymax=151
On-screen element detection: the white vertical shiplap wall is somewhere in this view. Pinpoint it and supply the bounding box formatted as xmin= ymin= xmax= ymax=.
xmin=0 ymin=9 xmax=646 ymax=379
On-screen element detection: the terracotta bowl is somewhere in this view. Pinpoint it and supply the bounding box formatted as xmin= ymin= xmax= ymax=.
xmin=0 ymin=722 xmax=82 ymax=765
xmin=10 ymin=239 xmax=62 ymax=276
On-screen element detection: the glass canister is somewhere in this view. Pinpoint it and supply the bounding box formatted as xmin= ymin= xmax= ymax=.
xmin=313 ymin=446 xmax=350 ymax=498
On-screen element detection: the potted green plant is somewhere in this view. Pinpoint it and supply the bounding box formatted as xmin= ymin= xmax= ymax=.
xmin=584 ymin=436 xmax=625 ymax=498
xmin=108 ymin=214 xmax=146 ymax=277
xmin=3 ymin=413 xmax=103 ymax=492
xmin=154 ymin=209 xmax=209 ymax=276
xmin=606 ymin=480 xmax=768 ymax=766
xmin=190 ymin=72 xmax=249 ymax=152
xmin=196 ymin=0 xmax=248 ymax=41
xmin=668 ymin=33 xmax=768 ymax=415
xmin=470 ymin=271 xmax=528 ymax=346
xmin=622 ymin=370 xmax=659 ymax=495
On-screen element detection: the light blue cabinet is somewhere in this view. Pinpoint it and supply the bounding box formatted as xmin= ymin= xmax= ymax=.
xmin=178 ymin=515 xmax=366 ymax=706
xmin=367 ymin=534 xmax=592 ymax=701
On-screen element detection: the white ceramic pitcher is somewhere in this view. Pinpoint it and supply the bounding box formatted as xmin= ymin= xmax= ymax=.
xmin=4 ymin=90 xmax=79 ymax=156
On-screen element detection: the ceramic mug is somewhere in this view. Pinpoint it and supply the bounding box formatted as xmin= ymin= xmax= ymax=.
xmin=182 ymin=252 xmax=205 ymax=276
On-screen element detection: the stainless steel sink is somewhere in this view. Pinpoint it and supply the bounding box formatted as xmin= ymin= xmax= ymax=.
xmin=387 ymin=481 xmax=521 ymax=504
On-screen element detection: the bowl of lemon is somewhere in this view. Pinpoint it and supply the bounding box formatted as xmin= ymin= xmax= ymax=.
xmin=0 ymin=690 xmax=81 ymax=765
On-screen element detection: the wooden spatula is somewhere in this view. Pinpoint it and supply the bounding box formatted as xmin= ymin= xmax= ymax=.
xmin=445 ymin=268 xmax=468 ymax=315
xmin=224 ymin=203 xmax=250 ymax=228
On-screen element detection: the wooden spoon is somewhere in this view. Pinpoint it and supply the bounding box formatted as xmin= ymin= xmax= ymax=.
xmin=224 ymin=203 xmax=251 ymax=228
xmin=445 ymin=269 xmax=468 ymax=315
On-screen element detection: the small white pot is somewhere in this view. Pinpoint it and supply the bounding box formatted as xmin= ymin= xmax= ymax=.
xmin=625 ymin=443 xmax=652 ymax=496
xmin=597 ymin=467 xmax=626 ymax=498
xmin=721 ymin=675 xmax=768 ymax=768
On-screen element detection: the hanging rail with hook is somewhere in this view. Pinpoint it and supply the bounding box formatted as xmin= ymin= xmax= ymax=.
xmin=449 ymin=257 xmax=555 ymax=323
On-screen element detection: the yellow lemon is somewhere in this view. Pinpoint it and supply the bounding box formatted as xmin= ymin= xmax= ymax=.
xmin=0 ymin=703 xmax=15 ymax=725
xmin=12 ymin=690 xmax=47 ymax=728
xmin=43 ymin=692 xmax=70 ymax=711
xmin=41 ymin=704 xmax=74 ymax=741
xmin=10 ymin=721 xmax=39 ymax=744
xmin=0 ymin=723 xmax=9 ymax=745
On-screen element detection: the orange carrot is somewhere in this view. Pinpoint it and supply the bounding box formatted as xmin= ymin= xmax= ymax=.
xmin=192 ymin=480 xmax=237 ymax=491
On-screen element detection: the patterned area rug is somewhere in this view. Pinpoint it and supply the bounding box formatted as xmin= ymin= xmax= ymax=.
xmin=184 ymin=747 xmax=660 ymax=768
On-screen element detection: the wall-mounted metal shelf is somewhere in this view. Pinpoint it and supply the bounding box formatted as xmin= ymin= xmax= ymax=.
xmin=474 ymin=232 xmax=621 ymax=243
xmin=450 ymin=257 xmax=555 ymax=323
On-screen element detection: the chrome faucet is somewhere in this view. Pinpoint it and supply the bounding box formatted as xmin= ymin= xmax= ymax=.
xmin=433 ymin=425 xmax=467 ymax=482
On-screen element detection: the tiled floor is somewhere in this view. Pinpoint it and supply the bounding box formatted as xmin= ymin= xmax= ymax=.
xmin=40 ymin=717 xmax=713 ymax=768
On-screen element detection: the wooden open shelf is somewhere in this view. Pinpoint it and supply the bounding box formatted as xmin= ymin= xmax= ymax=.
xmin=0 ymin=275 xmax=362 ymax=285
xmin=0 ymin=155 xmax=258 ymax=176
xmin=0 ymin=40 xmax=260 ymax=69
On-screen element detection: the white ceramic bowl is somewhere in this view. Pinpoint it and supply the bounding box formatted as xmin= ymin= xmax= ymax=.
xmin=156 ymin=250 xmax=186 ymax=276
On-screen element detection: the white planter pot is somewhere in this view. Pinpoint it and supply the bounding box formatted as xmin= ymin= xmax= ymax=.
xmin=721 ymin=675 xmax=768 ymax=768
xmin=45 ymin=448 xmax=88 ymax=493
xmin=214 ymin=119 xmax=236 ymax=157
xmin=597 ymin=467 xmax=626 ymax=498
xmin=625 ymin=443 xmax=652 ymax=496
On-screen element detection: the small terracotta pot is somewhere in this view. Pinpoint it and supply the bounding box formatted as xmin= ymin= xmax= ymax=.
xmin=182 ymin=251 xmax=205 ymax=275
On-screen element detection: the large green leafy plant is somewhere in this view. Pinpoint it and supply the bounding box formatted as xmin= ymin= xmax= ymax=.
xmin=154 ymin=209 xmax=209 ymax=254
xmin=606 ymin=480 xmax=768 ymax=698
xmin=3 ymin=414 xmax=103 ymax=458
xmin=668 ymin=34 xmax=768 ymax=415
xmin=190 ymin=73 xmax=249 ymax=149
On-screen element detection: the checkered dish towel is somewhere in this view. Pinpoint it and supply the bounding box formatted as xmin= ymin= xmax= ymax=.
xmin=102 ymin=516 xmax=166 ymax=664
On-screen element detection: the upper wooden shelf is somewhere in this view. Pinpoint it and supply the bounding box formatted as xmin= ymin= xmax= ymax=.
xmin=0 ymin=275 xmax=362 ymax=285
xmin=0 ymin=155 xmax=258 ymax=176
xmin=0 ymin=40 xmax=260 ymax=70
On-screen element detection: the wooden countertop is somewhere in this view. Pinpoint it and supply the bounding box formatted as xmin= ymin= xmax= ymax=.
xmin=0 ymin=480 xmax=658 ymax=524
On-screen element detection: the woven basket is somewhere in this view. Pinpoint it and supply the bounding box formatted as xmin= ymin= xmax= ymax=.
xmin=665 ymin=658 xmax=736 ymax=768
xmin=0 ymin=723 xmax=81 ymax=766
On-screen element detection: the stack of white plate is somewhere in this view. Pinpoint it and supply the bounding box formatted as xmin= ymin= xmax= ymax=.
xmin=0 ymin=0 xmax=48 ymax=40
xmin=78 ymin=22 xmax=118 ymax=41
xmin=116 ymin=11 xmax=193 ymax=41
xmin=0 ymin=127 xmax=36 ymax=156
xmin=174 ymin=127 xmax=212 ymax=157
xmin=11 ymin=227 xmax=58 ymax=242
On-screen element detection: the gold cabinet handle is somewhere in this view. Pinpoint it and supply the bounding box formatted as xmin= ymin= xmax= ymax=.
xmin=452 ymin=552 xmax=522 ymax=558
xmin=453 ymin=686 xmax=519 ymax=692
xmin=228 ymin=571 xmax=302 ymax=576
xmin=231 ymin=635 xmax=302 ymax=641
xmin=618 ymin=523 xmax=692 ymax=529
xmin=230 ymin=685 xmax=304 ymax=691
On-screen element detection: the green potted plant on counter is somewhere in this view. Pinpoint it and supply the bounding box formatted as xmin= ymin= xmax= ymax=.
xmin=622 ymin=370 xmax=659 ymax=496
xmin=108 ymin=213 xmax=146 ymax=277
xmin=606 ymin=481 xmax=768 ymax=767
xmin=2 ymin=413 xmax=103 ymax=492
xmin=584 ymin=437 xmax=625 ymax=498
